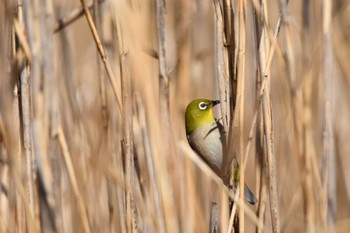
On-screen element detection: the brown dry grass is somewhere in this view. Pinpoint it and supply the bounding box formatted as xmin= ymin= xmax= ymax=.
xmin=1 ymin=0 xmax=350 ymax=232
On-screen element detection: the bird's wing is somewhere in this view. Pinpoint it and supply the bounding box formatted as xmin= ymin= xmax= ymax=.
xmin=216 ymin=120 xmax=258 ymax=205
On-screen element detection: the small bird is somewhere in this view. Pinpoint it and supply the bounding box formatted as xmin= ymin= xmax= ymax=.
xmin=185 ymin=99 xmax=257 ymax=204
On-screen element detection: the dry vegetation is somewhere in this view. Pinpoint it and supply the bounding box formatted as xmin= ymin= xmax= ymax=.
xmin=1 ymin=0 xmax=350 ymax=232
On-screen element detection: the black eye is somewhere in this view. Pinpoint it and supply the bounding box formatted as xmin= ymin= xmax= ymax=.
xmin=198 ymin=102 xmax=207 ymax=110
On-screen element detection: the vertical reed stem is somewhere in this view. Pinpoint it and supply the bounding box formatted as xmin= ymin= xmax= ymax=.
xmin=322 ymin=0 xmax=335 ymax=231
xmin=237 ymin=0 xmax=246 ymax=232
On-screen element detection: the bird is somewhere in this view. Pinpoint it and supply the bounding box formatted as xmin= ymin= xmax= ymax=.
xmin=185 ymin=99 xmax=257 ymax=204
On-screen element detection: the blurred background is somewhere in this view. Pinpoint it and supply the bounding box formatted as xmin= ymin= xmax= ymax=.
xmin=1 ymin=0 xmax=350 ymax=232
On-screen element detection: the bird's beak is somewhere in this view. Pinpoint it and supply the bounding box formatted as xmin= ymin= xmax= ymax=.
xmin=211 ymin=100 xmax=220 ymax=106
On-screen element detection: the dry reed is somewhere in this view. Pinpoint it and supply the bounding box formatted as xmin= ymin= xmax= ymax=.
xmin=0 ymin=0 xmax=349 ymax=233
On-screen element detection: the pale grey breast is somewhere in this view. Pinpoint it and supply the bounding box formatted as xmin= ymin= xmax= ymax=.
xmin=187 ymin=121 xmax=224 ymax=176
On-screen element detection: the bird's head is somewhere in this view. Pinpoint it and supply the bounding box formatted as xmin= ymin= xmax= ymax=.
xmin=185 ymin=99 xmax=220 ymax=134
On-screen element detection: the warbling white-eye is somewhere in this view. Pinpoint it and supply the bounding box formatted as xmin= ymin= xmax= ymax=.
xmin=185 ymin=99 xmax=257 ymax=204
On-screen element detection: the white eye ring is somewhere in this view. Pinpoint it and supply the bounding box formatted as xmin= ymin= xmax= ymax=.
xmin=198 ymin=102 xmax=208 ymax=110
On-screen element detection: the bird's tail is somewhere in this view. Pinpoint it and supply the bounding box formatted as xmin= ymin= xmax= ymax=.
xmin=244 ymin=184 xmax=258 ymax=204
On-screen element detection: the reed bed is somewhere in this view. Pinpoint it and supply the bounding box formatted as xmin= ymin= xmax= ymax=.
xmin=0 ymin=0 xmax=350 ymax=232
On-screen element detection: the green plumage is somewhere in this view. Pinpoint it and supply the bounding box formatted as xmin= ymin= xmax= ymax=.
xmin=185 ymin=99 xmax=257 ymax=205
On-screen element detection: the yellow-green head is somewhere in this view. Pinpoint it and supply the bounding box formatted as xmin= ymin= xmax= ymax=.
xmin=185 ymin=99 xmax=220 ymax=134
